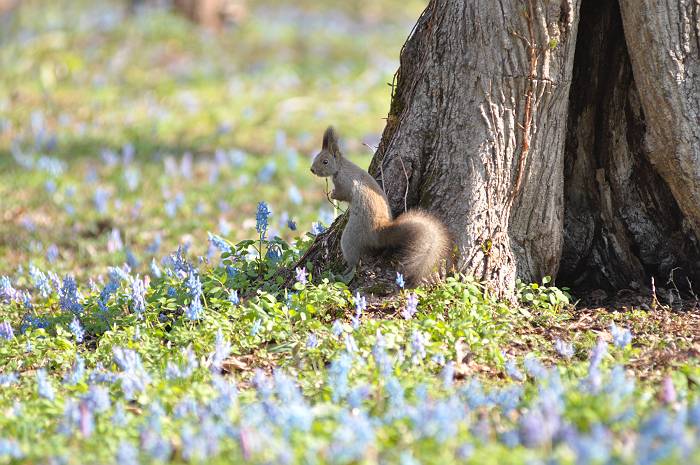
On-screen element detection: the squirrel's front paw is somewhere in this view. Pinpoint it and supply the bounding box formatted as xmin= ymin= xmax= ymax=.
xmin=330 ymin=188 xmax=338 ymax=200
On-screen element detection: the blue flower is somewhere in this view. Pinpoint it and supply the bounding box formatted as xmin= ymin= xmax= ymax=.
xmin=660 ymin=376 xmax=676 ymax=405
xmin=332 ymin=320 xmax=344 ymax=337
xmin=0 ymin=321 xmax=14 ymax=340
xmin=147 ymin=234 xmax=162 ymax=254
xmin=311 ymin=222 xmax=326 ymax=235
xmin=166 ymin=347 xmax=198 ymax=380
xmin=250 ymin=319 xmax=262 ymax=336
xmin=0 ymin=276 xmax=17 ymax=303
xmin=395 ymin=272 xmax=405 ymax=289
xmin=441 ymin=361 xmax=455 ymax=388
xmin=257 ymin=161 xmax=276 ymax=183
xmin=64 ymin=355 xmax=85 ymax=385
xmin=185 ymin=272 xmax=202 ymax=299
xmin=266 ymin=244 xmax=282 ymax=262
xmin=256 ymin=202 xmax=271 ymax=239
xmin=523 ymin=355 xmax=547 ymax=379
xmin=610 ymin=323 xmax=632 ymax=348
xmin=306 ymin=333 xmax=319 ymax=349
xmin=210 ymin=330 xmax=231 ymax=373
xmin=150 ymin=258 xmax=162 ymax=279
xmin=113 ymin=347 xmax=151 ymax=400
xmin=107 ymin=228 xmax=124 ymax=253
xmin=126 ymin=248 xmax=139 ymax=269
xmin=295 ymin=267 xmax=308 ymax=286
xmin=287 ymin=185 xmax=302 ymax=205
xmin=410 ymin=330 xmax=427 ymax=365
xmin=505 ymin=359 xmax=524 ymax=381
xmin=93 ymin=188 xmax=110 ymax=214
xmin=554 ymin=339 xmax=574 ymax=359
xmin=329 ymin=411 xmax=375 ymax=463
xmin=185 ymin=299 xmax=204 ymax=321
xmin=372 ymin=331 xmax=392 ymax=377
xmin=585 ymin=339 xmax=608 ymax=393
xmin=401 ymin=293 xmax=418 ymax=320
xmin=46 ymin=244 xmax=59 ymax=263
xmin=564 ymin=423 xmax=611 ymax=465
xmin=0 ymin=373 xmax=19 ymax=386
xmin=83 ymin=385 xmax=111 ymax=413
xmin=37 ymin=369 xmax=55 ymax=400
xmin=328 ymin=353 xmax=353 ymax=402
xmin=130 ymin=276 xmax=147 ymax=315
xmin=351 ymin=292 xmax=366 ymax=330
xmin=69 ymin=317 xmax=85 ymax=343
xmin=208 ymin=232 xmax=231 ymax=253
xmin=59 ymin=276 xmax=83 ymax=315
xmin=29 ymin=265 xmax=52 ymax=298
xmin=0 ymin=438 xmax=23 ymax=459
xmin=228 ymin=290 xmax=240 ymax=305
xmin=115 ymin=441 xmax=139 ymax=465
xmin=344 ymin=334 xmax=358 ymax=353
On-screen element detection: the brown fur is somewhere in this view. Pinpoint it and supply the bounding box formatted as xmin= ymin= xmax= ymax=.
xmin=311 ymin=127 xmax=451 ymax=286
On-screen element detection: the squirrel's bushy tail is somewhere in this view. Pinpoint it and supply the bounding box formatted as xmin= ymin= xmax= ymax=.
xmin=377 ymin=209 xmax=451 ymax=286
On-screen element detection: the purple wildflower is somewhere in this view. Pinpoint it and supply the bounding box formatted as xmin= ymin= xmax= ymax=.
xmin=0 ymin=276 xmax=17 ymax=303
xmin=306 ymin=333 xmax=319 ymax=349
xmin=295 ymin=267 xmax=308 ymax=286
xmin=410 ymin=330 xmax=427 ymax=365
xmin=0 ymin=321 xmax=14 ymax=340
xmin=402 ymin=293 xmax=418 ymax=320
xmin=116 ymin=441 xmax=139 ymax=465
xmin=107 ymin=228 xmax=123 ymax=253
xmin=660 ymin=376 xmax=677 ymax=405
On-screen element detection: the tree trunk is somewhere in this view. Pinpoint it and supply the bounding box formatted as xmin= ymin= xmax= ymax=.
xmin=173 ymin=0 xmax=225 ymax=29
xmin=301 ymin=0 xmax=700 ymax=297
xmin=560 ymin=0 xmax=700 ymax=292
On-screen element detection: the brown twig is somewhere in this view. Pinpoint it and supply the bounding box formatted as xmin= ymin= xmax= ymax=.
xmin=507 ymin=0 xmax=539 ymax=207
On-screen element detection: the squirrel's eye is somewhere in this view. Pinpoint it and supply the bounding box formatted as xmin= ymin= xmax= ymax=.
xmin=323 ymin=159 xmax=329 ymax=164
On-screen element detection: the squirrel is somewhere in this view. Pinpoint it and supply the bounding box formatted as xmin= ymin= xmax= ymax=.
xmin=310 ymin=126 xmax=450 ymax=287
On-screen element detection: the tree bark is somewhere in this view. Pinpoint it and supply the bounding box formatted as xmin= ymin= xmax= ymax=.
xmin=371 ymin=0 xmax=581 ymax=294
xmin=560 ymin=0 xmax=700 ymax=291
xmin=300 ymin=0 xmax=700 ymax=297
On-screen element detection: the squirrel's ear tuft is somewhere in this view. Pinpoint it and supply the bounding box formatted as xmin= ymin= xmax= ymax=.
xmin=322 ymin=126 xmax=341 ymax=157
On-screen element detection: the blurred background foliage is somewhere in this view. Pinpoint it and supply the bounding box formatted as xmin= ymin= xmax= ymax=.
xmin=0 ymin=0 xmax=425 ymax=277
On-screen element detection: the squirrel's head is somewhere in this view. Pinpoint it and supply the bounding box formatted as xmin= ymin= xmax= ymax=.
xmin=311 ymin=126 xmax=342 ymax=177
